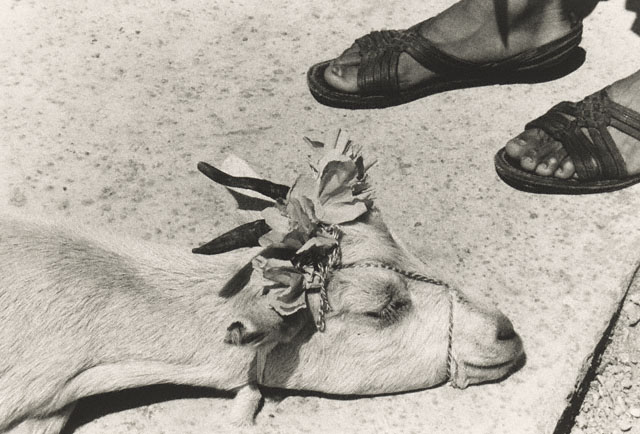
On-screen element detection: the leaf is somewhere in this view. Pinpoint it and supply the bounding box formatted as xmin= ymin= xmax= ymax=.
xmin=269 ymin=291 xmax=307 ymax=316
xmin=258 ymin=229 xmax=305 ymax=250
xmin=303 ymin=136 xmax=325 ymax=148
xmin=253 ymin=257 xmax=302 ymax=286
xmin=296 ymin=235 xmax=338 ymax=255
xmin=354 ymin=155 xmax=365 ymax=180
xmin=263 ymin=269 xmax=304 ymax=294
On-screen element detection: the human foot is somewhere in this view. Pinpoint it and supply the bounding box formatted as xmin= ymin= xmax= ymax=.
xmin=324 ymin=0 xmax=580 ymax=94
xmin=504 ymin=70 xmax=640 ymax=181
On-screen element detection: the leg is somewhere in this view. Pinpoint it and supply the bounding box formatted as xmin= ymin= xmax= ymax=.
xmin=229 ymin=383 xmax=262 ymax=426
xmin=324 ymin=0 xmax=599 ymax=94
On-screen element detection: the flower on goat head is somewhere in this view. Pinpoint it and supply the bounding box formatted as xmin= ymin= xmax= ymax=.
xmin=252 ymin=256 xmax=307 ymax=316
xmin=259 ymin=132 xmax=373 ymax=250
xmin=255 ymin=132 xmax=375 ymax=328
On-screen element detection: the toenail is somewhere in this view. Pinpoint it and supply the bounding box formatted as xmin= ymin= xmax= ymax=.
xmin=538 ymin=164 xmax=548 ymax=170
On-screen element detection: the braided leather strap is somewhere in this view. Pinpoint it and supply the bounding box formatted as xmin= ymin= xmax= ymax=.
xmin=354 ymin=23 xmax=582 ymax=96
xmin=526 ymin=89 xmax=640 ymax=180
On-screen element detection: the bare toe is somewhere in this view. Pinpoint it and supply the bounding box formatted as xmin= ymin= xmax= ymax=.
xmin=534 ymin=142 xmax=565 ymax=175
xmin=535 ymin=160 xmax=555 ymax=176
xmin=505 ymin=129 xmax=551 ymax=159
xmin=519 ymin=133 xmax=558 ymax=171
xmin=332 ymin=45 xmax=361 ymax=67
xmin=505 ymin=137 xmax=528 ymax=159
xmin=323 ymin=63 xmax=359 ymax=93
xmin=554 ymin=158 xmax=575 ymax=179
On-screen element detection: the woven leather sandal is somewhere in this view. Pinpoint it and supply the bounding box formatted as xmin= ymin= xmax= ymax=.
xmin=307 ymin=22 xmax=584 ymax=110
xmin=495 ymin=88 xmax=640 ymax=194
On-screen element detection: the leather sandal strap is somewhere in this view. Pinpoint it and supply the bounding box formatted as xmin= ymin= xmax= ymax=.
xmin=607 ymin=96 xmax=640 ymax=141
xmin=528 ymin=111 xmax=603 ymax=180
xmin=525 ymin=88 xmax=640 ymax=181
xmin=404 ymin=21 xmax=582 ymax=75
xmin=356 ymin=30 xmax=403 ymax=95
xmin=354 ymin=24 xmax=582 ymax=96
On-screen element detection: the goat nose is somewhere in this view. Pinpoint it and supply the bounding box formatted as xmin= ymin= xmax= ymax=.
xmin=495 ymin=313 xmax=516 ymax=341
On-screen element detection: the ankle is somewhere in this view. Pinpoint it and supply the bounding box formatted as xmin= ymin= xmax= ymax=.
xmin=608 ymin=72 xmax=640 ymax=107
xmin=423 ymin=0 xmax=577 ymax=42
xmin=465 ymin=0 xmax=574 ymax=24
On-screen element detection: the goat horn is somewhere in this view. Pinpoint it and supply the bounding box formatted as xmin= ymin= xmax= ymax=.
xmin=197 ymin=162 xmax=289 ymax=200
xmin=192 ymin=219 xmax=271 ymax=255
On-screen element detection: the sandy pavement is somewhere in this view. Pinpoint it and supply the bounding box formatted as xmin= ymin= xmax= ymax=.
xmin=2 ymin=0 xmax=640 ymax=433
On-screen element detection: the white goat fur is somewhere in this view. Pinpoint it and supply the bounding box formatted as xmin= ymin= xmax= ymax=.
xmin=0 ymin=191 xmax=522 ymax=433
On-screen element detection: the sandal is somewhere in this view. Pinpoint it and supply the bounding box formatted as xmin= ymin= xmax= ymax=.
xmin=307 ymin=22 xmax=584 ymax=110
xmin=495 ymin=88 xmax=640 ymax=194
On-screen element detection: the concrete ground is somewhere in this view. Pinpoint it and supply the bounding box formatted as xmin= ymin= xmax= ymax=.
xmin=2 ymin=0 xmax=640 ymax=433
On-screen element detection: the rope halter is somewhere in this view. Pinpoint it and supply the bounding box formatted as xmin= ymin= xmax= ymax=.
xmin=323 ymin=257 xmax=458 ymax=386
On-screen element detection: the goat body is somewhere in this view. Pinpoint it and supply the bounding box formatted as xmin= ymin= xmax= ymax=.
xmin=0 ymin=174 xmax=524 ymax=433
xmin=0 ymin=213 xmax=263 ymax=432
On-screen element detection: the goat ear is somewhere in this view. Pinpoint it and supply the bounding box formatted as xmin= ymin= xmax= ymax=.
xmin=225 ymin=321 xmax=267 ymax=346
xmin=219 ymin=260 xmax=255 ymax=298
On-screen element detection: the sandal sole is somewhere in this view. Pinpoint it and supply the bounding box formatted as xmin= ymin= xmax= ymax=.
xmin=494 ymin=148 xmax=640 ymax=194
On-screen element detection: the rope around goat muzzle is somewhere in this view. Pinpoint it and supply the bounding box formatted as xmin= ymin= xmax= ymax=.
xmin=332 ymin=261 xmax=458 ymax=387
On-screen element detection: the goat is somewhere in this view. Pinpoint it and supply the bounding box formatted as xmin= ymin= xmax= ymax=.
xmin=0 ymin=137 xmax=523 ymax=434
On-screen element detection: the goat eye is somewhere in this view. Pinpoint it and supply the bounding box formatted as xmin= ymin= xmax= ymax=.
xmin=365 ymin=297 xmax=410 ymax=325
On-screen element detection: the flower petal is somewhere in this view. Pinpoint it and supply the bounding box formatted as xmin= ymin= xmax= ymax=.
xmin=262 ymin=207 xmax=289 ymax=233
xmin=282 ymin=230 xmax=306 ymax=250
xmin=317 ymin=160 xmax=358 ymax=205
xmin=258 ymin=230 xmax=286 ymax=247
xmin=287 ymin=198 xmax=316 ymax=234
xmin=288 ymin=174 xmax=317 ymax=203
xmin=269 ymin=291 xmax=307 ymax=316
xmin=264 ymin=273 xmax=304 ymax=300
xmin=257 ymin=260 xmax=303 ymax=289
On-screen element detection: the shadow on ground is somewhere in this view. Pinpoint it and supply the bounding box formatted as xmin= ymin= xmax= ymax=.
xmin=62 ymin=386 xmax=234 ymax=434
